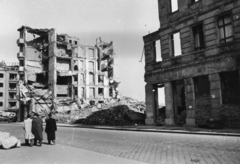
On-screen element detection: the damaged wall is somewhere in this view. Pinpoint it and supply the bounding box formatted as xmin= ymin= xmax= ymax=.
xmin=143 ymin=0 xmax=240 ymax=126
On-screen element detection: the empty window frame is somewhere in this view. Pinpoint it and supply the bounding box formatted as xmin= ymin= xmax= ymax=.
xmin=194 ymin=75 xmax=210 ymax=98
xmin=218 ymin=14 xmax=233 ymax=43
xmin=154 ymin=40 xmax=162 ymax=62
xmin=171 ymin=32 xmax=182 ymax=56
xmin=98 ymin=75 xmax=104 ymax=85
xmin=88 ymin=49 xmax=95 ymax=59
xmin=0 ymin=92 xmax=2 ymax=97
xmin=88 ymin=61 xmax=94 ymax=71
xmin=89 ymin=73 xmax=94 ymax=84
xmin=193 ymin=24 xmax=205 ymax=51
xmin=98 ymin=88 xmax=104 ymax=96
xmin=0 ymin=83 xmax=3 ymax=87
xmin=0 ymin=102 xmax=2 ymax=106
xmin=0 ymin=73 xmax=3 ymax=78
xmin=9 ymin=74 xmax=17 ymax=80
xmin=171 ymin=0 xmax=178 ymax=13
xmin=89 ymin=87 xmax=95 ymax=98
xmin=19 ymin=60 xmax=24 ymax=66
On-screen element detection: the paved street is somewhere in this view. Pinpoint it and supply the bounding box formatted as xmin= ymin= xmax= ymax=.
xmin=1 ymin=124 xmax=240 ymax=164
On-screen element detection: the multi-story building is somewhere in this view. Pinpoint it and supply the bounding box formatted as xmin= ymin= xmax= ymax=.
xmin=17 ymin=26 xmax=116 ymax=121
xmin=143 ymin=0 xmax=240 ymax=126
xmin=0 ymin=61 xmax=19 ymax=114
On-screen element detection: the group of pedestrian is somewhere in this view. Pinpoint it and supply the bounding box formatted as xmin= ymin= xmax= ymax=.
xmin=22 ymin=113 xmax=57 ymax=147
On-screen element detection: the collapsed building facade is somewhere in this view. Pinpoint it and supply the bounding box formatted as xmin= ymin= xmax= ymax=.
xmin=17 ymin=26 xmax=119 ymax=121
xmin=143 ymin=0 xmax=240 ymax=126
xmin=0 ymin=61 xmax=19 ymax=115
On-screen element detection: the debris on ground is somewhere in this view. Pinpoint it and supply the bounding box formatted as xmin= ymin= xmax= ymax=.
xmin=0 ymin=131 xmax=20 ymax=149
xmin=75 ymin=105 xmax=145 ymax=126
xmin=55 ymin=96 xmax=146 ymax=124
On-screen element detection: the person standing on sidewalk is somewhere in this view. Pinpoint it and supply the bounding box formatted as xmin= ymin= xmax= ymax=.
xmin=32 ymin=113 xmax=43 ymax=146
xmin=22 ymin=115 xmax=34 ymax=147
xmin=45 ymin=113 xmax=57 ymax=145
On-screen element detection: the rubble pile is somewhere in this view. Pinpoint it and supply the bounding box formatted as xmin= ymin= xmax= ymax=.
xmin=0 ymin=111 xmax=17 ymax=122
xmin=0 ymin=131 xmax=20 ymax=149
xmin=221 ymin=104 xmax=240 ymax=128
xmin=55 ymin=97 xmax=146 ymax=124
xmin=76 ymin=105 xmax=139 ymax=126
xmin=195 ymin=95 xmax=211 ymax=127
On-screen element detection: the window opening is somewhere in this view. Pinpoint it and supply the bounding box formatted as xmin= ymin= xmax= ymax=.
xmin=193 ymin=24 xmax=205 ymax=51
xmin=9 ymin=93 xmax=17 ymax=99
xmin=89 ymin=73 xmax=94 ymax=84
xmin=98 ymin=88 xmax=104 ymax=98
xmin=171 ymin=32 xmax=182 ymax=56
xmin=9 ymin=74 xmax=17 ymax=80
xmin=9 ymin=83 xmax=17 ymax=90
xmin=0 ymin=102 xmax=3 ymax=106
xmin=194 ymin=75 xmax=210 ymax=98
xmin=154 ymin=40 xmax=162 ymax=62
xmin=0 ymin=73 xmax=3 ymax=78
xmin=0 ymin=92 xmax=2 ymax=97
xmin=0 ymin=83 xmax=3 ymax=87
xmin=171 ymin=0 xmax=178 ymax=12
xmin=98 ymin=75 xmax=104 ymax=85
xmin=89 ymin=61 xmax=94 ymax=71
xmin=218 ymin=14 xmax=233 ymax=43
xmin=89 ymin=87 xmax=95 ymax=98
xmin=9 ymin=102 xmax=17 ymax=109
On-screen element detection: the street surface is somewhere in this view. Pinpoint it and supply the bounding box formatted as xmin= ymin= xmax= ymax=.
xmin=0 ymin=124 xmax=240 ymax=164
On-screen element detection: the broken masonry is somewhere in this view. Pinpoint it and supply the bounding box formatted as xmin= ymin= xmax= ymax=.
xmin=17 ymin=26 xmax=120 ymax=121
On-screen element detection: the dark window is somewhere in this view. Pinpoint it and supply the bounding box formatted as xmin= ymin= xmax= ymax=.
xmin=0 ymin=92 xmax=2 ymax=97
xmin=194 ymin=76 xmax=210 ymax=98
xmin=74 ymin=41 xmax=78 ymax=45
xmin=69 ymin=40 xmax=72 ymax=44
xmin=0 ymin=102 xmax=2 ymax=106
xmin=0 ymin=73 xmax=4 ymax=78
xmin=0 ymin=83 xmax=3 ymax=87
xmin=20 ymin=60 xmax=24 ymax=66
xmin=193 ymin=24 xmax=205 ymax=51
xmin=218 ymin=14 xmax=233 ymax=43
xmin=221 ymin=71 xmax=240 ymax=105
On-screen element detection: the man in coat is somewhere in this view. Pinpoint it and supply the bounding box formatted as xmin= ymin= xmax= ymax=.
xmin=32 ymin=113 xmax=43 ymax=146
xmin=23 ymin=115 xmax=34 ymax=147
xmin=45 ymin=113 xmax=57 ymax=145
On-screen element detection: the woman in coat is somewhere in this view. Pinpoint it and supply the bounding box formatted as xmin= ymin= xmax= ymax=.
xmin=31 ymin=113 xmax=43 ymax=146
xmin=45 ymin=113 xmax=57 ymax=145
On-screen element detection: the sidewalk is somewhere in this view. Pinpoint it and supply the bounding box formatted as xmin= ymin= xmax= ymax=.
xmin=8 ymin=122 xmax=240 ymax=137
xmin=0 ymin=143 xmax=147 ymax=164
xmin=56 ymin=123 xmax=240 ymax=137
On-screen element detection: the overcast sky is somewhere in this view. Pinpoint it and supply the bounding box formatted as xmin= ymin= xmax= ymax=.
xmin=0 ymin=0 xmax=164 ymax=102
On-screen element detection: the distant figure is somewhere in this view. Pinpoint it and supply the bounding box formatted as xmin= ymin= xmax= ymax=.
xmin=22 ymin=115 xmax=34 ymax=147
xmin=45 ymin=113 xmax=57 ymax=145
xmin=32 ymin=113 xmax=43 ymax=146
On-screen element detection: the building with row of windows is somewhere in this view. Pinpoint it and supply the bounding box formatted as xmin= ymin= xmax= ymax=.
xmin=0 ymin=61 xmax=19 ymax=114
xmin=17 ymin=26 xmax=116 ymax=121
xmin=143 ymin=0 xmax=240 ymax=127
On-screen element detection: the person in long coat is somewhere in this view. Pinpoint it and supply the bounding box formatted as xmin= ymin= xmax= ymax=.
xmin=32 ymin=113 xmax=43 ymax=146
xmin=45 ymin=113 xmax=57 ymax=145
xmin=22 ymin=115 xmax=34 ymax=147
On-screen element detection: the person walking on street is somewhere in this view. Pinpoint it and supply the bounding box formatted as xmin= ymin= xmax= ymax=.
xmin=32 ymin=113 xmax=43 ymax=146
xmin=22 ymin=115 xmax=34 ymax=147
xmin=45 ymin=113 xmax=57 ymax=145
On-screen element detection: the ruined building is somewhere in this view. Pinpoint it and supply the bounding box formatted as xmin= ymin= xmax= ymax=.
xmin=0 ymin=61 xmax=19 ymax=115
xmin=17 ymin=26 xmax=118 ymax=121
xmin=143 ymin=0 xmax=240 ymax=126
